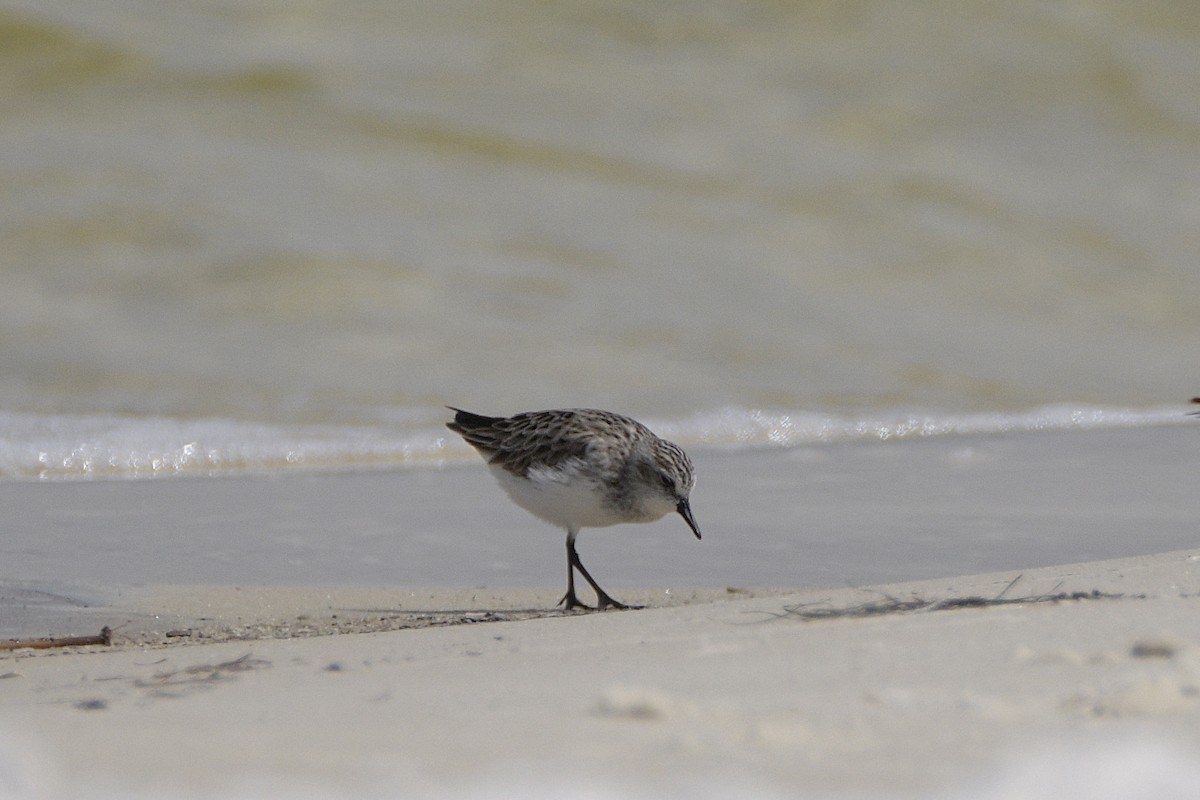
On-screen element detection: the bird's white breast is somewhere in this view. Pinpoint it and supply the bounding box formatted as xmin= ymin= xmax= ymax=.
xmin=489 ymin=460 xmax=630 ymax=529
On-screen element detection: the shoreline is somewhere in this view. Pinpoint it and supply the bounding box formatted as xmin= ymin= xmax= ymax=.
xmin=8 ymin=545 xmax=1198 ymax=654
xmin=8 ymin=585 xmax=792 ymax=650
xmin=4 ymin=548 xmax=1200 ymax=797
xmin=5 ymin=424 xmax=1200 ymax=642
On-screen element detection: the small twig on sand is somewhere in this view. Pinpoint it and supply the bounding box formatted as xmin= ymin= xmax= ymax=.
xmin=994 ymin=574 xmax=1023 ymax=600
xmin=0 ymin=627 xmax=112 ymax=651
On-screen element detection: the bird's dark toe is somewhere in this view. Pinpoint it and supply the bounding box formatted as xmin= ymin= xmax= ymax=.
xmin=558 ymin=592 xmax=595 ymax=612
xmin=595 ymin=594 xmax=641 ymax=611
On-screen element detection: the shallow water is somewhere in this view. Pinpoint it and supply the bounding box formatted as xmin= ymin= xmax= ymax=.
xmin=2 ymin=1 xmax=1199 ymax=433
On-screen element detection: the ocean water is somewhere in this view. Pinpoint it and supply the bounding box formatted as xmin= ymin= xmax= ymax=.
xmin=2 ymin=1 xmax=1200 ymax=480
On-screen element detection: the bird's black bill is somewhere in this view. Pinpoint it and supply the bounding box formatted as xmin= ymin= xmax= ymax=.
xmin=677 ymin=498 xmax=702 ymax=540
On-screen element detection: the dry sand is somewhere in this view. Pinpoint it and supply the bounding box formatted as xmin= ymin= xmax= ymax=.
xmin=4 ymin=549 xmax=1200 ymax=799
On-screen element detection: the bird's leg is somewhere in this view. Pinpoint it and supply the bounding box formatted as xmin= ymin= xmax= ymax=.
xmin=566 ymin=535 xmax=641 ymax=611
xmin=558 ymin=529 xmax=593 ymax=611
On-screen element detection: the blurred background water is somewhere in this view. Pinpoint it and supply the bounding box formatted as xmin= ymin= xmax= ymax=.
xmin=2 ymin=1 xmax=1199 ymax=478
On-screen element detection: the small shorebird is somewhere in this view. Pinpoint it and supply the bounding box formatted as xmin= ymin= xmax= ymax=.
xmin=446 ymin=408 xmax=702 ymax=610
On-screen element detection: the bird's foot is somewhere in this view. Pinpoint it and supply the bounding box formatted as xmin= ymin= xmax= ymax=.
xmin=557 ymin=591 xmax=594 ymax=612
xmin=594 ymin=593 xmax=642 ymax=611
xmin=558 ymin=591 xmax=641 ymax=611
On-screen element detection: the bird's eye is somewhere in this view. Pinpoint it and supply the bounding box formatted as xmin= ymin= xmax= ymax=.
xmin=660 ymin=474 xmax=675 ymax=492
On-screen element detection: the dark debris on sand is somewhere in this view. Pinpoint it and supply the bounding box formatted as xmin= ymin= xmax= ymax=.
xmin=774 ymin=576 xmax=1145 ymax=622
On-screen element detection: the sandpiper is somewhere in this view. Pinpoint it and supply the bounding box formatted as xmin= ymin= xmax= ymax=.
xmin=446 ymin=408 xmax=701 ymax=610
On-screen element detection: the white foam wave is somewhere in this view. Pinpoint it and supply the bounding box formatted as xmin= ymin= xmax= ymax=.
xmin=0 ymin=404 xmax=1192 ymax=481
xmin=657 ymin=403 xmax=1195 ymax=449
xmin=0 ymin=411 xmax=464 ymax=481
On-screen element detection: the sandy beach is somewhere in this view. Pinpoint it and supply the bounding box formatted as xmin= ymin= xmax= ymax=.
xmin=3 ymin=549 xmax=1200 ymax=799
xmin=4 ymin=425 xmax=1200 ymax=799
